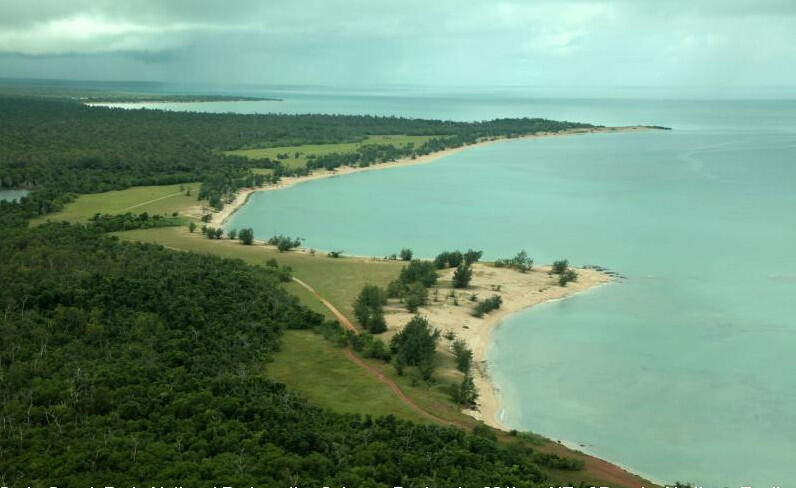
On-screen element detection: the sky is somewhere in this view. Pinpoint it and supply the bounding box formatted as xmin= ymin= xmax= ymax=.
xmin=0 ymin=0 xmax=795 ymax=94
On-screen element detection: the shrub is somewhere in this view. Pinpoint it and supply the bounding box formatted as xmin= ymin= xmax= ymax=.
xmin=452 ymin=263 xmax=473 ymax=288
xmin=452 ymin=339 xmax=473 ymax=373
xmin=463 ymin=249 xmax=483 ymax=265
xmin=267 ymin=234 xmax=302 ymax=252
xmin=405 ymin=282 xmax=428 ymax=312
xmin=238 ymin=228 xmax=254 ymax=245
xmin=558 ymin=269 xmax=578 ymax=286
xmin=399 ymin=248 xmax=413 ymax=261
xmin=552 ymin=259 xmax=568 ymax=274
xmin=353 ymin=285 xmax=388 ymax=333
xmin=495 ymin=250 xmax=533 ymax=272
xmin=399 ymin=260 xmax=438 ymax=287
xmin=472 ymin=294 xmax=503 ymax=317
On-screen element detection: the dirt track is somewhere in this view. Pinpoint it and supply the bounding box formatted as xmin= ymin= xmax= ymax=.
xmin=291 ymin=276 xmax=656 ymax=488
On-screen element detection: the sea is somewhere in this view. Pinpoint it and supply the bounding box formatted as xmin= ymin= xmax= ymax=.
xmin=88 ymin=83 xmax=796 ymax=487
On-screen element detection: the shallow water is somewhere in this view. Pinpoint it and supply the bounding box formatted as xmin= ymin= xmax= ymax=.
xmin=121 ymin=91 xmax=796 ymax=486
xmin=223 ymin=99 xmax=795 ymax=486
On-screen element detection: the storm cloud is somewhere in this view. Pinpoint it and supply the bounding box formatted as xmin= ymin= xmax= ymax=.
xmin=1 ymin=0 xmax=794 ymax=92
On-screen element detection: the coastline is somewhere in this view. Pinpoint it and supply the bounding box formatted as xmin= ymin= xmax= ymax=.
xmin=204 ymin=125 xmax=655 ymax=227
xmin=381 ymin=263 xmax=612 ymax=430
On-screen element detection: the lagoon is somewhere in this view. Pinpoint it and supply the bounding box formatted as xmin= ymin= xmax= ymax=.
xmin=224 ymin=97 xmax=796 ymax=486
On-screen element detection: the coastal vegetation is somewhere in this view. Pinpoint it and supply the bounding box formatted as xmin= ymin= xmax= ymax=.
xmin=452 ymin=263 xmax=473 ymax=288
xmin=494 ymin=249 xmax=534 ymax=272
xmin=0 ymin=95 xmax=595 ymax=225
xmin=354 ymin=284 xmax=388 ymax=333
xmin=390 ymin=316 xmax=440 ymax=381
xmin=1 ymin=223 xmax=566 ymax=486
xmin=0 ymin=95 xmax=646 ymax=487
xmin=472 ymin=294 xmax=504 ymax=318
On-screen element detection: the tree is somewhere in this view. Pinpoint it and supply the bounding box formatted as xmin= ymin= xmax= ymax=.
xmin=464 ymin=249 xmax=483 ymax=265
xmin=552 ymin=259 xmax=569 ymax=274
xmin=451 ymin=374 xmax=478 ymax=407
xmin=452 ymin=339 xmax=473 ymax=373
xmin=188 ymin=221 xmax=197 ymax=233
xmin=452 ymin=263 xmax=473 ymax=288
xmin=214 ymin=227 xmax=224 ymax=239
xmin=268 ymin=234 xmax=302 ymax=252
xmin=353 ymin=285 xmax=387 ymax=333
xmin=399 ymin=248 xmax=413 ymax=261
xmin=405 ymin=282 xmax=428 ymax=312
xmin=390 ymin=316 xmax=439 ymax=368
xmin=238 ymin=228 xmax=254 ymax=245
xmin=399 ymin=260 xmax=438 ymax=287
xmin=227 ymin=228 xmax=238 ymax=240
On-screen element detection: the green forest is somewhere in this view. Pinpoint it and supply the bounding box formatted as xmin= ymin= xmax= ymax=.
xmin=0 ymin=96 xmax=594 ymax=224
xmin=0 ymin=96 xmax=603 ymax=486
xmin=1 ymin=223 xmax=575 ymax=486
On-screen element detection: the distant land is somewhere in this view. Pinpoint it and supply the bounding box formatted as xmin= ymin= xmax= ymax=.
xmin=83 ymin=94 xmax=283 ymax=103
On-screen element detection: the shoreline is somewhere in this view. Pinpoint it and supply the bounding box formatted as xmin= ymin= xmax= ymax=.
xmin=381 ymin=263 xmax=613 ymax=431
xmin=204 ymin=125 xmax=656 ymax=227
xmin=190 ymin=125 xmax=659 ymax=485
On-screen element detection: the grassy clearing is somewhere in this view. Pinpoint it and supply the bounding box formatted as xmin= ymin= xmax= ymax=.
xmin=115 ymin=226 xmax=403 ymax=323
xmin=225 ymin=134 xmax=438 ymax=170
xmin=268 ymin=330 xmax=428 ymax=422
xmin=31 ymin=183 xmax=201 ymax=225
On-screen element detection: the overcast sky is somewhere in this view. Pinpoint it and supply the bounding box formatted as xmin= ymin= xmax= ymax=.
xmin=1 ymin=0 xmax=794 ymax=92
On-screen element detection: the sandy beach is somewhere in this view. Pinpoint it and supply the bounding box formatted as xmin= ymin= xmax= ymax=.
xmin=200 ymin=125 xmax=654 ymax=226
xmin=381 ymin=263 xmax=611 ymax=429
xmin=196 ymin=125 xmax=633 ymax=430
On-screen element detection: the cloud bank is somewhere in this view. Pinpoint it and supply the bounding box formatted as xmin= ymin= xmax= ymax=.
xmin=1 ymin=0 xmax=794 ymax=91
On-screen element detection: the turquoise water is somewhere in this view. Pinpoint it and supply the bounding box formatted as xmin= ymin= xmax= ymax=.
xmin=223 ymin=99 xmax=795 ymax=486
xmin=124 ymin=93 xmax=795 ymax=486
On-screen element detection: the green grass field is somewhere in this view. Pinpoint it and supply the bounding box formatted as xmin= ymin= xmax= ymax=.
xmin=225 ymin=134 xmax=437 ymax=170
xmin=268 ymin=330 xmax=428 ymax=422
xmin=116 ymin=226 xmax=403 ymax=323
xmin=31 ymin=183 xmax=201 ymax=225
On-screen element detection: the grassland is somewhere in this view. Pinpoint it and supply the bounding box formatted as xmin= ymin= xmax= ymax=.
xmin=116 ymin=226 xmax=403 ymax=322
xmin=269 ymin=330 xmax=429 ymax=422
xmin=31 ymin=183 xmax=201 ymax=225
xmin=225 ymin=134 xmax=438 ymax=170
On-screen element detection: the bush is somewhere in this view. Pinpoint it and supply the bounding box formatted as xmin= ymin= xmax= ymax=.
xmin=353 ymin=284 xmax=388 ymax=333
xmin=450 ymin=374 xmax=478 ymax=407
xmin=268 ymin=234 xmax=302 ymax=252
xmin=452 ymin=263 xmax=472 ymax=288
xmin=390 ymin=316 xmax=439 ymax=368
xmin=327 ymin=250 xmax=344 ymax=258
xmin=558 ymin=268 xmax=578 ymax=286
xmin=464 ymin=249 xmax=483 ymax=265
xmin=494 ymin=250 xmax=533 ymax=272
xmin=238 ymin=228 xmax=254 ymax=245
xmin=399 ymin=248 xmax=413 ymax=261
xmin=452 ymin=339 xmax=473 ymax=373
xmin=399 ymin=260 xmax=438 ymax=287
xmin=404 ymin=282 xmax=428 ymax=312
xmin=227 ymin=228 xmax=238 ymax=240
xmin=434 ymin=250 xmax=464 ymax=269
xmin=472 ymin=294 xmax=502 ymax=317
xmin=552 ymin=259 xmax=568 ymax=274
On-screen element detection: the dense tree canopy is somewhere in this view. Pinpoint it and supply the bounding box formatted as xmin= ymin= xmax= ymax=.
xmin=0 ymin=96 xmax=595 ymax=222
xmin=0 ymin=223 xmax=580 ymax=486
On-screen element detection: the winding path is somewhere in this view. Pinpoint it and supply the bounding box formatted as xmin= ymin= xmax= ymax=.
xmin=291 ymin=277 xmax=458 ymax=426
xmin=291 ymin=277 xmax=655 ymax=488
